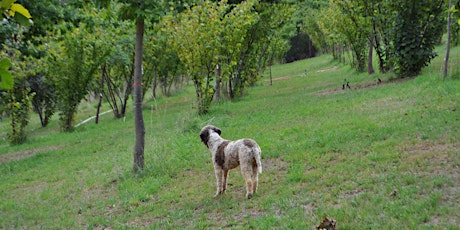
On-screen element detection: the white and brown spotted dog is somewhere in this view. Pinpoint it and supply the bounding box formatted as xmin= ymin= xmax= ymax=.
xmin=200 ymin=125 xmax=262 ymax=199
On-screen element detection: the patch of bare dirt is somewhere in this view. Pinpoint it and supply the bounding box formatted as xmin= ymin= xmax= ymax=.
xmin=314 ymin=77 xmax=410 ymax=96
xmin=339 ymin=188 xmax=366 ymax=200
xmin=204 ymin=207 xmax=268 ymax=228
xmin=404 ymin=140 xmax=459 ymax=173
xmin=316 ymin=66 xmax=340 ymax=73
xmin=233 ymin=208 xmax=268 ymax=221
xmin=0 ymin=145 xmax=63 ymax=163
xmin=302 ymin=203 xmax=316 ymax=214
xmin=314 ymin=87 xmax=344 ymax=96
xmin=263 ymin=156 xmax=289 ymax=172
xmin=402 ymin=140 xmax=460 ymax=225
xmin=314 ymin=80 xmax=381 ymax=96
xmin=265 ymin=76 xmax=290 ymax=81
xmin=261 ymin=157 xmax=289 ymax=189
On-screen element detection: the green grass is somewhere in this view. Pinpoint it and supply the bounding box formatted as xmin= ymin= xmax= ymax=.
xmin=1 ymin=45 xmax=459 ymax=229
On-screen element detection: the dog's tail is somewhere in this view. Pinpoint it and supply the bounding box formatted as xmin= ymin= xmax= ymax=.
xmin=255 ymin=148 xmax=262 ymax=174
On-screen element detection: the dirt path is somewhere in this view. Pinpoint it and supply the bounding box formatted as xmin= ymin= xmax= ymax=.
xmin=0 ymin=145 xmax=63 ymax=163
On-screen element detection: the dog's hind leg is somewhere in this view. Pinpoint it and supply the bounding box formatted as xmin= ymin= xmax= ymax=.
xmin=245 ymin=179 xmax=253 ymax=199
xmin=252 ymin=165 xmax=259 ymax=194
xmin=241 ymin=166 xmax=254 ymax=199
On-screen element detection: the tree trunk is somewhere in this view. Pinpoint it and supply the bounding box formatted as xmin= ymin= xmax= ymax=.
xmin=256 ymin=43 xmax=269 ymax=75
xmin=133 ymin=18 xmax=145 ymax=173
xmin=368 ymin=36 xmax=375 ymax=75
xmin=308 ymin=38 xmax=315 ymax=58
xmin=372 ymin=21 xmax=386 ymax=74
xmin=270 ymin=65 xmax=273 ymax=86
xmin=121 ymin=65 xmax=133 ymax=117
xmin=95 ymin=93 xmax=103 ymax=124
xmin=95 ymin=73 xmax=104 ymax=124
xmin=36 ymin=105 xmax=44 ymax=127
xmin=443 ymin=0 xmax=453 ymax=80
xmin=214 ymin=64 xmax=221 ymax=102
xmin=152 ymin=70 xmax=157 ymax=99
xmin=228 ymin=74 xmax=234 ymax=99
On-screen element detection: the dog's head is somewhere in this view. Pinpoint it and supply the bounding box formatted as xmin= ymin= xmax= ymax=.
xmin=200 ymin=125 xmax=222 ymax=148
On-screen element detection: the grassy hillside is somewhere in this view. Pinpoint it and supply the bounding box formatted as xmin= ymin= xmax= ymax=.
xmin=1 ymin=45 xmax=459 ymax=229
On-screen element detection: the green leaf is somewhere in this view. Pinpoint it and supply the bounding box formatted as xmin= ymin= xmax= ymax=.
xmin=0 ymin=69 xmax=13 ymax=89
xmin=0 ymin=0 xmax=15 ymax=10
xmin=10 ymin=3 xmax=31 ymax=18
xmin=0 ymin=58 xmax=13 ymax=90
xmin=0 ymin=57 xmax=11 ymax=69
xmin=13 ymin=10 xmax=33 ymax=26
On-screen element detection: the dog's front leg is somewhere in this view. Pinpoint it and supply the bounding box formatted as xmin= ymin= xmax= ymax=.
xmin=222 ymin=170 xmax=229 ymax=193
xmin=214 ymin=167 xmax=224 ymax=197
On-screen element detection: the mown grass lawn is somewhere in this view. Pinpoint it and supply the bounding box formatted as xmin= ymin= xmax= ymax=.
xmin=1 ymin=46 xmax=459 ymax=229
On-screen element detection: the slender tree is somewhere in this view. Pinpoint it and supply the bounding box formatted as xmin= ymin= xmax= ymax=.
xmin=443 ymin=0 xmax=454 ymax=80
xmin=117 ymin=0 xmax=157 ymax=173
xmin=117 ymin=0 xmax=191 ymax=172
xmin=132 ymin=16 xmax=145 ymax=173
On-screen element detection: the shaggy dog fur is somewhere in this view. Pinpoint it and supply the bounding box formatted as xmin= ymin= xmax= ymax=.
xmin=200 ymin=125 xmax=262 ymax=199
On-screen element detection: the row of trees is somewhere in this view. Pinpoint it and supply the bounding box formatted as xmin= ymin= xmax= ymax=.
xmin=0 ymin=1 xmax=289 ymax=134
xmin=166 ymin=0 xmax=290 ymax=114
xmin=303 ymin=0 xmax=459 ymax=77
xmin=1 ymin=0 xmax=291 ymax=171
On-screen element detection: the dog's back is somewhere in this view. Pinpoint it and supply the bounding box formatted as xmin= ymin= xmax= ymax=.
xmin=228 ymin=138 xmax=262 ymax=174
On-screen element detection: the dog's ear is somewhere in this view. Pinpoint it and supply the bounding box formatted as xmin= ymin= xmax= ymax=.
xmin=213 ymin=127 xmax=222 ymax=136
xmin=200 ymin=132 xmax=209 ymax=146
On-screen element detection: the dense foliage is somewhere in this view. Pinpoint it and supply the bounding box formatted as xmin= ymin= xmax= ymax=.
xmin=313 ymin=0 xmax=454 ymax=77
xmin=390 ymin=0 xmax=445 ymax=77
xmin=28 ymin=74 xmax=56 ymax=127
xmin=165 ymin=0 xmax=291 ymax=114
xmin=50 ymin=25 xmax=109 ymax=131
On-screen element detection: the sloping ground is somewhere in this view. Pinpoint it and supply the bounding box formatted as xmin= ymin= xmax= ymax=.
xmin=0 ymin=46 xmax=459 ymax=229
